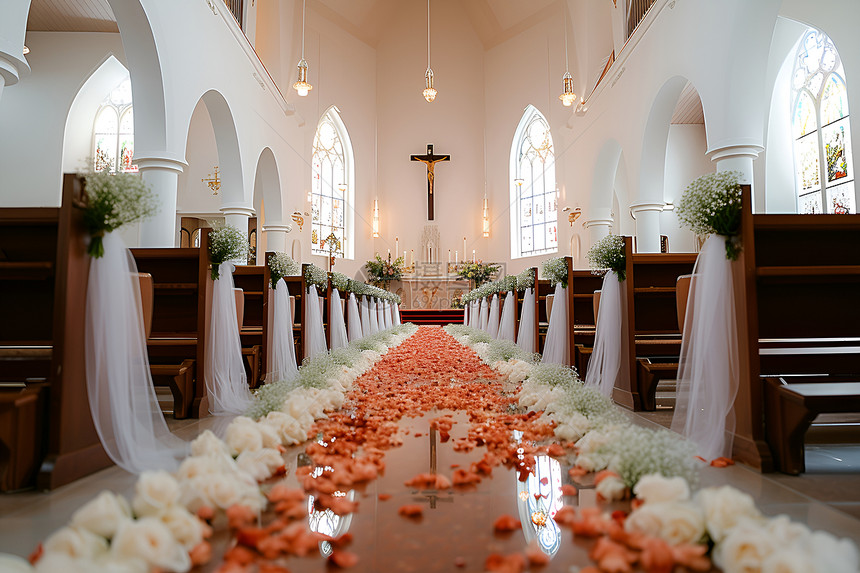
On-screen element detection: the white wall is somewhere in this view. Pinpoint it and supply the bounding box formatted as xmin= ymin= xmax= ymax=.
xmin=661 ymin=124 xmax=711 ymax=252
xmin=177 ymin=100 xmax=222 ymax=217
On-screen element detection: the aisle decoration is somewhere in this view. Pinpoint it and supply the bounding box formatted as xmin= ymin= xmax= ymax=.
xmin=584 ymin=234 xmax=629 ymax=397
xmin=540 ymin=257 xmax=570 ymax=365
xmin=516 ymin=268 xmax=537 ymax=353
xmin=328 ymin=272 xmax=350 ymax=350
xmin=266 ymin=252 xmax=300 ymax=384
xmin=81 ymin=169 xmax=158 ymax=259
xmin=445 ymin=324 xmax=860 ymax=573
xmin=672 ymin=171 xmax=743 ymax=460
xmin=303 ymin=263 xmax=329 ymax=359
xmin=81 ymin=170 xmax=186 ymax=474
xmin=206 ymin=225 xmax=253 ymax=415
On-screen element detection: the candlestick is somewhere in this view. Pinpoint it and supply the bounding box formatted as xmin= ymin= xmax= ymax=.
xmin=472 ymin=250 xmax=476 ymax=262
xmin=455 ymin=250 xmax=458 ymax=263
xmin=395 ymin=237 xmax=399 ymax=258
xmin=410 ymin=249 xmax=414 ymax=266
xmin=463 ymin=237 xmax=466 ymax=258
xmin=448 ymin=249 xmax=451 ymax=264
xmin=429 ymin=246 xmax=432 ymax=264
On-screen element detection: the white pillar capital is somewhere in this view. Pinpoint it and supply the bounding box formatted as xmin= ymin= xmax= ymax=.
xmin=583 ymin=217 xmax=614 ymax=229
xmin=0 ymin=54 xmax=23 ymax=88
xmin=262 ymin=223 xmax=291 ymax=233
xmin=220 ymin=204 xmax=256 ymax=218
xmin=629 ymin=201 xmax=665 ymax=215
xmin=707 ymin=144 xmax=764 ymax=186
xmin=629 ymin=202 xmax=663 ymax=253
xmin=134 ymin=152 xmax=188 ymax=174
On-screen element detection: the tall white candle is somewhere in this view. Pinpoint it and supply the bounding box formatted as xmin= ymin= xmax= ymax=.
xmin=448 ymin=249 xmax=451 ymax=264
xmin=410 ymin=249 xmax=414 ymax=266
xmin=395 ymin=237 xmax=399 ymax=258
xmin=463 ymin=237 xmax=467 ymax=257
xmin=472 ymin=250 xmax=476 ymax=262
xmin=455 ymin=250 xmax=458 ymax=263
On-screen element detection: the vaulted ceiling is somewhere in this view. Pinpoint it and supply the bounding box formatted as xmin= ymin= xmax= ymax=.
xmin=26 ymin=0 xmax=117 ymax=33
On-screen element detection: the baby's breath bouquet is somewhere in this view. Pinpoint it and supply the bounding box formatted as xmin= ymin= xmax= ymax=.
xmin=676 ymin=171 xmax=743 ymax=260
xmin=516 ymin=268 xmax=535 ymax=291
xmin=81 ymin=169 xmax=158 ymax=258
xmin=586 ymin=234 xmax=626 ymax=281
xmin=267 ymin=252 xmax=300 ymax=289
xmin=330 ymin=271 xmax=351 ymax=292
xmin=208 ymin=225 xmax=250 ymax=280
xmin=541 ymin=257 xmax=569 ymax=287
xmin=304 ymin=264 xmax=328 ymax=288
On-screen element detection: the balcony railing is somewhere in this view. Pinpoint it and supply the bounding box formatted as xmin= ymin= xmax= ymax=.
xmin=225 ymin=0 xmax=243 ymax=28
xmin=627 ymin=0 xmax=657 ymax=39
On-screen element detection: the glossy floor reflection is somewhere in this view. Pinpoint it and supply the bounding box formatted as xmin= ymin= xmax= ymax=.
xmin=3 ymin=405 xmax=860 ymax=572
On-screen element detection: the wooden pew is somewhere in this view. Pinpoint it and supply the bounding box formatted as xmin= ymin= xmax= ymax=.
xmin=233 ymin=265 xmax=267 ymax=388
xmin=731 ymin=185 xmax=860 ymax=473
xmin=0 ymin=174 xmax=112 ymax=490
xmin=570 ymin=269 xmax=603 ymax=378
xmin=132 ymin=231 xmax=210 ymax=419
xmin=613 ymin=237 xmax=697 ymax=411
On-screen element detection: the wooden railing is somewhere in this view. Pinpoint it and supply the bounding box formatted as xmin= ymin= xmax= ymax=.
xmin=225 ymin=0 xmax=243 ymax=28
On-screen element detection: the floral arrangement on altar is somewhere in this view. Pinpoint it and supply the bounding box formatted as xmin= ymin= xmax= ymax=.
xmin=541 ymin=257 xmax=570 ymax=287
xmin=676 ymin=170 xmax=743 ymax=260
xmin=587 ymin=234 xmax=627 ymax=280
xmin=516 ymin=268 xmax=535 ymax=291
xmin=450 ymin=292 xmax=465 ymax=309
xmin=364 ymin=254 xmax=405 ymax=287
xmin=208 ymin=224 xmax=250 ymax=280
xmin=267 ymin=252 xmax=300 ymax=289
xmin=80 ymin=169 xmax=158 ymax=258
xmin=303 ymin=263 xmax=328 ymax=289
xmin=456 ymin=260 xmax=500 ymax=287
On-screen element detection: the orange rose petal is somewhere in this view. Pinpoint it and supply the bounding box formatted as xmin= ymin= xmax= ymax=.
xmin=493 ymin=514 xmax=521 ymax=532
xmin=594 ymin=469 xmax=620 ymax=485
xmin=710 ymin=456 xmax=735 ymax=467
xmin=329 ymin=550 xmax=360 ymax=568
xmin=546 ymin=443 xmax=565 ymax=457
xmin=525 ymin=541 xmax=551 ymax=566
xmin=561 ymin=484 xmax=578 ymax=496
xmin=568 ymin=466 xmax=588 ymax=478
xmin=398 ymin=504 xmax=424 ymax=518
xmin=378 ymin=493 xmax=392 ymax=501
xmin=189 ymin=541 xmax=212 ymax=567
xmin=226 ymin=504 xmax=257 ymax=530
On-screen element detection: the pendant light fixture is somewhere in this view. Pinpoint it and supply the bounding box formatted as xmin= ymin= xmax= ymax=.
xmin=293 ymin=0 xmax=313 ymax=97
xmin=423 ymin=0 xmax=437 ymax=102
xmin=559 ymin=4 xmax=576 ymax=107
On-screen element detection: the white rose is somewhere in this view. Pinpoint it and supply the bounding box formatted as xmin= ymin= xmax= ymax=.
xmin=70 ymin=491 xmax=132 ymax=539
xmin=764 ymin=515 xmax=810 ymax=546
xmin=43 ymin=526 xmax=108 ymax=560
xmin=132 ymin=471 xmax=181 ymax=517
xmin=805 ymin=531 xmax=860 ymax=573
xmin=190 ymin=430 xmax=230 ymax=457
xmin=159 ymin=506 xmax=205 ymax=550
xmin=656 ymin=502 xmax=705 ymax=545
xmin=696 ymin=485 xmax=762 ymax=543
xmin=33 ymin=553 xmax=92 ymax=573
xmin=236 ymin=448 xmax=284 ymax=482
xmin=111 ymin=517 xmax=190 ymax=572
xmin=0 ymin=553 xmax=35 ymax=573
xmin=262 ymin=412 xmax=304 ymax=445
xmin=179 ymin=476 xmax=213 ymax=513
xmin=93 ymin=555 xmax=149 ymax=573
xmin=624 ymin=504 xmax=664 ymax=538
xmin=596 ymin=475 xmax=627 ymax=502
xmin=762 ymin=547 xmax=817 ymax=573
xmin=633 ymin=474 xmax=690 ymax=504
xmin=714 ymin=519 xmax=777 ymax=573
xmin=201 ymin=473 xmax=243 ymax=509
xmin=225 ymin=417 xmax=264 ymax=455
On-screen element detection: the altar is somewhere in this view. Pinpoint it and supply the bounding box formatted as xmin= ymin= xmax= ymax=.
xmin=390 ymin=263 xmax=469 ymax=309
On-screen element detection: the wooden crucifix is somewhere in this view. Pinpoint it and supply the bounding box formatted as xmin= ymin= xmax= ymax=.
xmin=411 ymin=144 xmax=450 ymax=220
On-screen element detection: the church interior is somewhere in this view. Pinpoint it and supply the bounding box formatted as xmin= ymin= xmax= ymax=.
xmin=1 ymin=0 xmax=859 ymax=571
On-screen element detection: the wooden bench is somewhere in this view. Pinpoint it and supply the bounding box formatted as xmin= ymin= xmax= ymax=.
xmin=570 ymin=270 xmax=603 ymax=378
xmin=132 ymin=231 xmax=211 ymax=419
xmin=233 ymin=265 xmax=268 ymax=388
xmin=613 ymin=238 xmax=696 ymax=411
xmin=731 ymin=185 xmax=860 ymax=472
xmin=0 ymin=174 xmax=112 ymax=490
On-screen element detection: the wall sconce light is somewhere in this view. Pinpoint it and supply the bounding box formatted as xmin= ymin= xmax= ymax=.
xmin=482 ymin=195 xmax=490 ymax=238
xmin=23 ymin=46 xmax=30 ymax=55
xmin=372 ymin=198 xmax=380 ymax=238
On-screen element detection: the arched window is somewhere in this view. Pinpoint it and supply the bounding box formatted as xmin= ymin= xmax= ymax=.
xmin=311 ymin=107 xmax=354 ymax=259
xmin=510 ymin=106 xmax=558 ymax=258
xmin=791 ymin=29 xmax=854 ymax=214
xmin=93 ymin=77 xmax=136 ymax=172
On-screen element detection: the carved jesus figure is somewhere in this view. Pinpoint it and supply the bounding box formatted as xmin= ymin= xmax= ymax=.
xmin=411 ymin=144 xmax=450 ymax=220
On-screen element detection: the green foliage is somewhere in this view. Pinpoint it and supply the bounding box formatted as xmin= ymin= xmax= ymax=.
xmin=516 ymin=268 xmax=535 ymax=291
xmin=586 ymin=235 xmax=626 ymax=281
xmin=81 ymin=169 xmax=158 ymax=258
xmin=676 ymin=171 xmax=743 ymax=260
xmin=456 ymin=261 xmax=500 ymax=287
xmin=208 ymin=225 xmax=249 ymax=280
xmin=365 ymin=254 xmax=405 ymax=285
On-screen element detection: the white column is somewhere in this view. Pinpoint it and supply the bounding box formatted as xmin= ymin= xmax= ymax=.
xmin=136 ymin=155 xmax=187 ymax=247
xmin=262 ymin=224 xmax=290 ymax=255
xmin=708 ymin=144 xmax=764 ymax=202
xmin=630 ymin=201 xmax=664 ymax=253
xmin=0 ymin=0 xmax=31 ymax=106
xmin=221 ymin=204 xmax=255 ymax=265
xmin=584 ymin=217 xmax=613 ymax=245
xmin=0 ymin=74 xmax=5 ymax=104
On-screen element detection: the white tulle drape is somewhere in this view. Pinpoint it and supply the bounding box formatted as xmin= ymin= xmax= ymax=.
xmin=347 ymin=293 xmax=363 ymax=342
xmin=85 ymin=232 xmax=187 ymax=474
xmin=304 ymin=286 xmax=328 ymax=359
xmin=541 ymin=284 xmax=569 ymax=365
xmin=377 ymin=300 xmax=387 ymax=331
xmin=517 ymin=288 xmax=536 ymax=353
xmin=368 ymin=297 xmax=380 ymax=334
xmin=329 ymin=289 xmax=349 ymax=351
xmin=205 ymin=262 xmax=253 ymax=415
xmin=463 ymin=303 xmax=469 ymax=325
xmin=479 ymin=298 xmax=489 ymax=331
xmin=360 ymin=296 xmax=371 ymax=336
xmin=394 ymin=303 xmax=402 ymax=326
xmin=671 ymin=235 xmax=739 ymax=460
xmin=268 ymin=278 xmax=298 ymax=383
xmin=498 ymin=292 xmax=517 ymax=342
xmin=585 ymin=271 xmax=628 ymax=398
xmin=487 ymin=294 xmax=500 ymax=338
xmin=470 ymin=301 xmax=479 ymax=329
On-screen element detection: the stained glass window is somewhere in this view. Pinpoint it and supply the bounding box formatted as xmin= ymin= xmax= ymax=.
xmin=511 ymin=106 xmax=558 ymax=258
xmin=311 ymin=108 xmax=353 ymax=258
xmin=791 ymin=29 xmax=854 ymax=214
xmin=93 ymin=77 xmax=135 ymax=172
